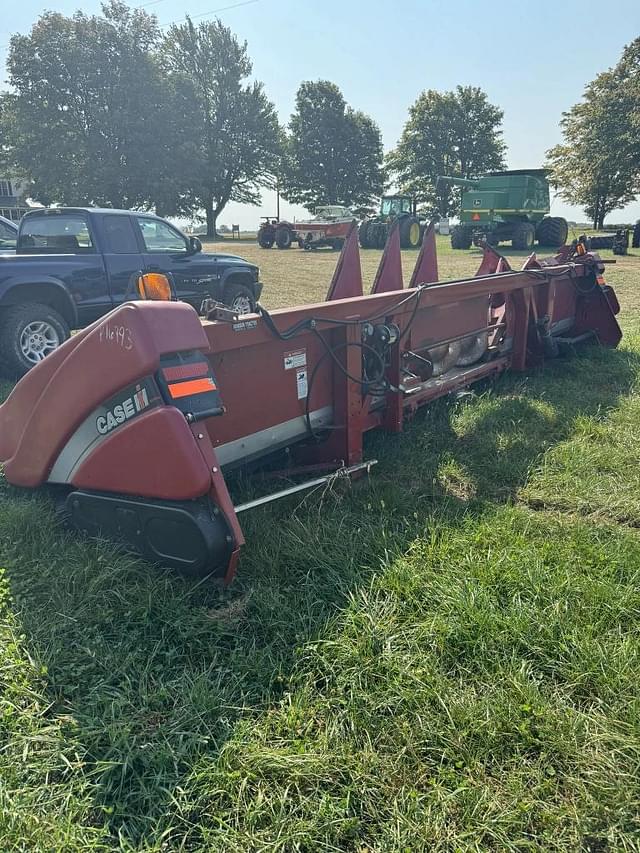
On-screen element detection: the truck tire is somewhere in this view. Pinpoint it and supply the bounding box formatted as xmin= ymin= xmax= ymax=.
xmin=399 ymin=216 xmax=421 ymax=248
xmin=536 ymin=216 xmax=569 ymax=247
xmin=359 ymin=221 xmax=371 ymax=248
xmin=0 ymin=302 xmax=70 ymax=378
xmin=512 ymin=222 xmax=536 ymax=250
xmin=451 ymin=225 xmax=472 ymax=249
xmin=224 ymin=282 xmax=256 ymax=315
xmin=275 ymin=225 xmax=293 ymax=249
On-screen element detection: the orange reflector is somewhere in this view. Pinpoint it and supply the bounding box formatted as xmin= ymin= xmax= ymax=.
xmin=168 ymin=377 xmax=216 ymax=399
xmin=137 ymin=273 xmax=172 ymax=301
xmin=597 ymin=275 xmax=606 ymax=286
xmin=162 ymin=361 xmax=209 ymax=382
xmin=472 ymin=213 xmax=481 ymax=221
xmin=576 ymin=242 xmax=586 ymax=255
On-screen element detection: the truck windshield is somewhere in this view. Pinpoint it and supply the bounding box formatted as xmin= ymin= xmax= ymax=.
xmin=19 ymin=214 xmax=94 ymax=253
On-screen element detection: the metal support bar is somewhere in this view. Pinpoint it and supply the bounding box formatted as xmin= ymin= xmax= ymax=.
xmin=234 ymin=460 xmax=378 ymax=513
xmin=409 ymin=322 xmax=507 ymax=352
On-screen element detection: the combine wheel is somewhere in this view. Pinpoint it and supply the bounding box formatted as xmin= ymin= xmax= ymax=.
xmin=429 ymin=340 xmax=463 ymax=376
xmin=359 ymin=221 xmax=371 ymax=248
xmin=399 ymin=216 xmax=422 ymax=248
xmin=375 ymin=225 xmax=388 ymax=249
xmin=450 ymin=226 xmax=472 ymax=250
xmin=275 ymin=225 xmax=293 ymax=249
xmin=512 ymin=222 xmax=536 ymax=250
xmin=536 ymin=216 xmax=569 ymax=247
xmin=456 ymin=333 xmax=488 ymax=367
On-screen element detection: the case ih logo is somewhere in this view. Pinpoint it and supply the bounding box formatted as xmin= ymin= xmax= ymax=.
xmin=96 ymin=386 xmax=150 ymax=435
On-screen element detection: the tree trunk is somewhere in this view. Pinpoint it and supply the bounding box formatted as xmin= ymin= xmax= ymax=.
xmin=205 ymin=200 xmax=216 ymax=238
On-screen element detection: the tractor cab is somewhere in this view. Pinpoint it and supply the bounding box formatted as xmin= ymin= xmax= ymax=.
xmin=380 ymin=195 xmax=414 ymax=219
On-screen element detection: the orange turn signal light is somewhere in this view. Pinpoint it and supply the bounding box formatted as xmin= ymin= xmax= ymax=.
xmin=137 ymin=273 xmax=172 ymax=301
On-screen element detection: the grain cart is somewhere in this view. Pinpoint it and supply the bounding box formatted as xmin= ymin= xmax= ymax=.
xmin=440 ymin=170 xmax=568 ymax=251
xmin=359 ymin=195 xmax=423 ymax=249
xmin=0 ymin=223 xmax=621 ymax=584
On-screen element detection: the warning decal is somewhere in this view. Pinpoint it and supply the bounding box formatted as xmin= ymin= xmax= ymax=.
xmin=296 ymin=369 xmax=308 ymax=399
xmin=284 ymin=349 xmax=307 ymax=370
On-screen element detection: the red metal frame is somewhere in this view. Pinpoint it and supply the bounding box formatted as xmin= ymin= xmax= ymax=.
xmin=0 ymin=226 xmax=622 ymax=582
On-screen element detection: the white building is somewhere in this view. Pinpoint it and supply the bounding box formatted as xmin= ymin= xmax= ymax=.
xmin=0 ymin=176 xmax=31 ymax=221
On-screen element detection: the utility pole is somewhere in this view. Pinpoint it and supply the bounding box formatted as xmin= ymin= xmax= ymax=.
xmin=276 ymin=176 xmax=281 ymax=221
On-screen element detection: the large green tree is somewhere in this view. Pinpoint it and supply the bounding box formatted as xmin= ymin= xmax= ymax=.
xmin=281 ymin=80 xmax=385 ymax=215
xmin=163 ymin=18 xmax=282 ymax=236
xmin=387 ymin=86 xmax=506 ymax=216
xmin=546 ymin=38 xmax=640 ymax=229
xmin=0 ymin=1 xmax=171 ymax=208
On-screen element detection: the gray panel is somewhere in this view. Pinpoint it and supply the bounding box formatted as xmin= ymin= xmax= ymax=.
xmin=215 ymin=406 xmax=334 ymax=468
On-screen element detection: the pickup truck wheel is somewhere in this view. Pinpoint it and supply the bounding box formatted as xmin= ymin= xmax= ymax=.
xmin=0 ymin=303 xmax=70 ymax=377
xmin=225 ymin=283 xmax=256 ymax=315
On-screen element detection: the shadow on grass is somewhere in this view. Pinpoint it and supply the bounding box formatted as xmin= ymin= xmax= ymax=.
xmin=2 ymin=340 xmax=640 ymax=846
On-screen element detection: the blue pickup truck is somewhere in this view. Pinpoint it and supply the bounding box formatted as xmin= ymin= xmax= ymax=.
xmin=0 ymin=207 xmax=262 ymax=376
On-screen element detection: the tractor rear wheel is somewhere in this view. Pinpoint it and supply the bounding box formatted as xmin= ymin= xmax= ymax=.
xmin=359 ymin=221 xmax=370 ymax=248
xmin=257 ymin=230 xmax=274 ymax=249
xmin=512 ymin=222 xmax=536 ymax=250
xmin=536 ymin=216 xmax=569 ymax=247
xmin=399 ymin=216 xmax=421 ymax=248
xmin=451 ymin=225 xmax=472 ymax=250
xmin=275 ymin=225 xmax=293 ymax=249
xmin=375 ymin=225 xmax=388 ymax=249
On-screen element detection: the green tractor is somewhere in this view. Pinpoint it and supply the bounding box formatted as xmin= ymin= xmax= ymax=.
xmin=359 ymin=195 xmax=423 ymax=249
xmin=439 ymin=170 xmax=568 ymax=251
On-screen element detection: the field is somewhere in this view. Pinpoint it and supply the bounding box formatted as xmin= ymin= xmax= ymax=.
xmin=1 ymin=236 xmax=640 ymax=851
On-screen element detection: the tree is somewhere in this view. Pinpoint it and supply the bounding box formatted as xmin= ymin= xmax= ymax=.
xmin=386 ymin=86 xmax=506 ymax=216
xmin=546 ymin=38 xmax=640 ymax=229
xmin=281 ymin=81 xmax=385 ymax=215
xmin=0 ymin=1 xmax=171 ymax=208
xmin=163 ymin=18 xmax=282 ymax=236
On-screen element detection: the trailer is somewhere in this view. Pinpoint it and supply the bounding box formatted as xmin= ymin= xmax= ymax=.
xmin=0 ymin=222 xmax=622 ymax=583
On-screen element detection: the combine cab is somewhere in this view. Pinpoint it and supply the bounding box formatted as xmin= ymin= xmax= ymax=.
xmin=257 ymin=206 xmax=355 ymax=251
xmin=359 ymin=195 xmax=423 ymax=249
xmin=440 ymin=170 xmax=569 ymax=251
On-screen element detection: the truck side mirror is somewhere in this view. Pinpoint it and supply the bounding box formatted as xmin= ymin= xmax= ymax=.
xmin=189 ymin=236 xmax=202 ymax=254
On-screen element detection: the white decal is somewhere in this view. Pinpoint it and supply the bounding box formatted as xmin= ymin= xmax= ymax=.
xmin=296 ymin=369 xmax=308 ymax=400
xmin=284 ymin=349 xmax=307 ymax=370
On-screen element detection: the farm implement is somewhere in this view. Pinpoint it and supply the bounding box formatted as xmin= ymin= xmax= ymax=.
xmin=0 ymin=223 xmax=622 ymax=583
xmin=258 ymin=206 xmax=354 ymax=250
xmin=440 ymin=170 xmax=569 ymax=251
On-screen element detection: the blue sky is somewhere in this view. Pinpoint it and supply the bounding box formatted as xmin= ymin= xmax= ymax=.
xmin=2 ymin=0 xmax=639 ymax=228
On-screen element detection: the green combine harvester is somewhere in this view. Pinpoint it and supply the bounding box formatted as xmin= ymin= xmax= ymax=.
xmin=439 ymin=169 xmax=568 ymax=251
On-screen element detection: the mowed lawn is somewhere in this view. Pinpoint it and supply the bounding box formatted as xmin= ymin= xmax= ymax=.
xmin=1 ymin=236 xmax=640 ymax=851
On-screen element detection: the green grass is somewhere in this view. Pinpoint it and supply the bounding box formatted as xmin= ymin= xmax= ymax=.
xmin=1 ymin=239 xmax=640 ymax=850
